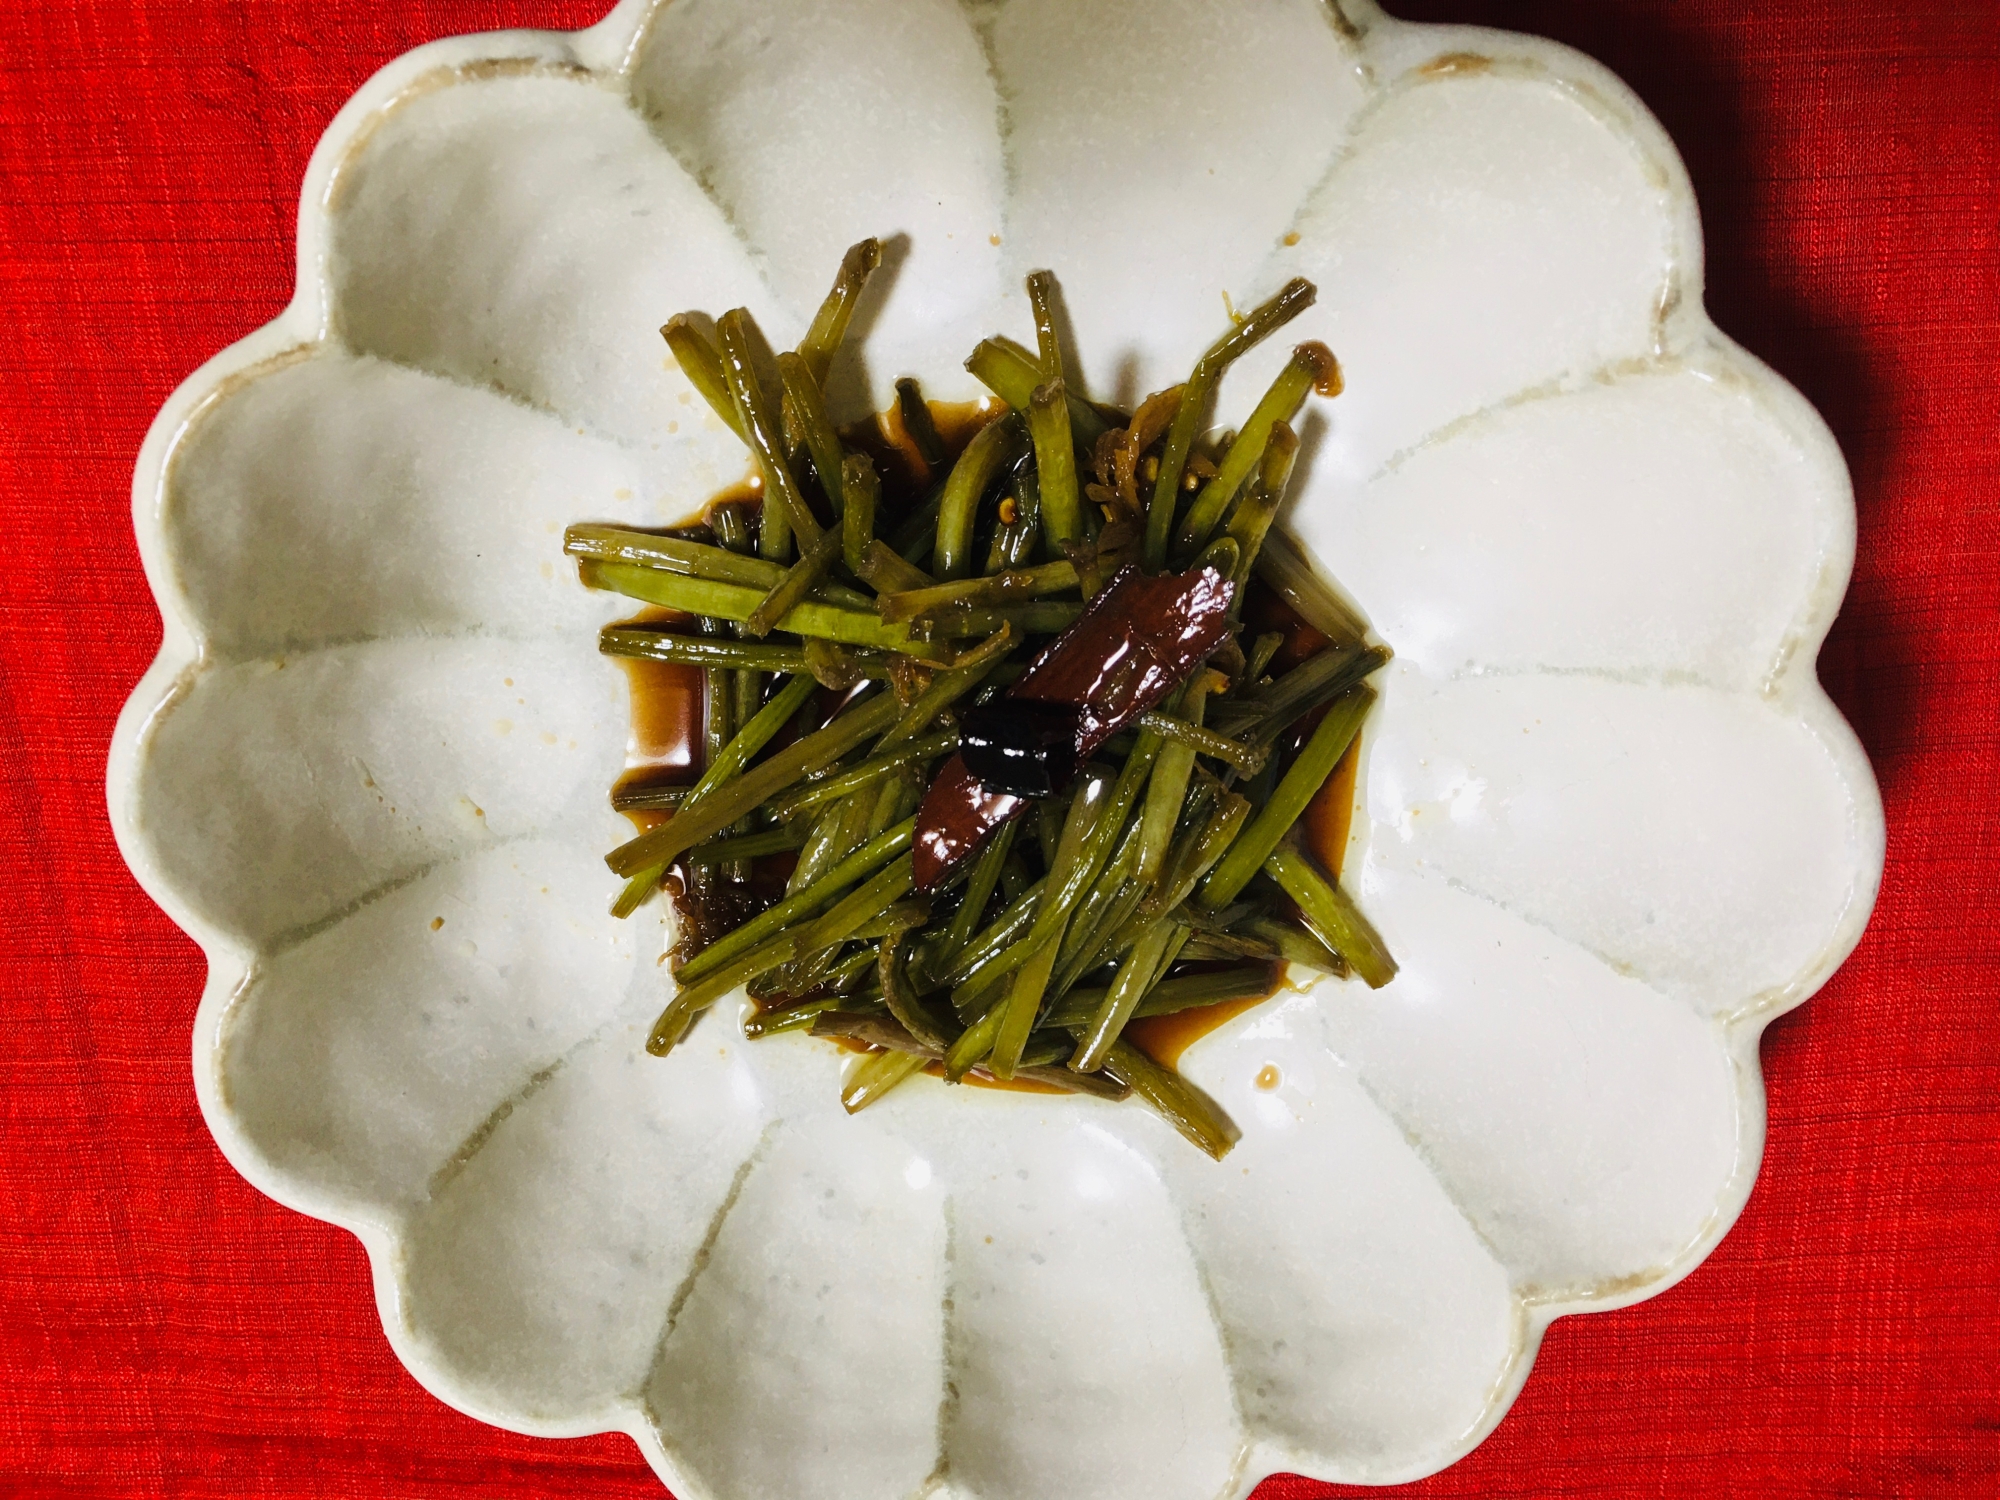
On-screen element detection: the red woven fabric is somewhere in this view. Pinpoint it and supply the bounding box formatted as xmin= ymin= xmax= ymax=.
xmin=2 ymin=1 xmax=1994 ymax=1495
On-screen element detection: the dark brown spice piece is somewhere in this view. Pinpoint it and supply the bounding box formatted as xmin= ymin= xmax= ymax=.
xmin=911 ymin=562 xmax=1235 ymax=889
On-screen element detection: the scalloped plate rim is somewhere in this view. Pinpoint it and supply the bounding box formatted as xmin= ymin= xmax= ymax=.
xmin=104 ymin=1 xmax=1887 ymax=1494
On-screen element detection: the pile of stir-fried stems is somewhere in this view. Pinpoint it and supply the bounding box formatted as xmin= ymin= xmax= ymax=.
xmin=566 ymin=241 xmax=1395 ymax=1159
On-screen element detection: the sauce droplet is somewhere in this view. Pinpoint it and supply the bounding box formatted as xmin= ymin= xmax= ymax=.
xmin=1297 ymin=340 xmax=1344 ymax=398
xmin=1254 ymin=1064 xmax=1282 ymax=1091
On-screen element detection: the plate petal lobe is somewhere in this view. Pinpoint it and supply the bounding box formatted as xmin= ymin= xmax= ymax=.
xmin=164 ymin=353 xmax=671 ymax=657
xmin=399 ymin=1018 xmax=769 ymax=1427
xmin=1328 ymin=867 xmax=1743 ymax=1295
xmin=219 ymin=839 xmax=642 ymax=1218
xmin=135 ymin=636 xmax=623 ymax=944
xmin=988 ymin=0 xmax=1367 ymax=404
xmin=1311 ymin=362 xmax=1842 ymax=687
xmin=630 ymin=0 xmax=1007 ymax=416
xmin=330 ymin=71 xmax=773 ymax=447
xmin=943 ymin=1119 xmax=1240 ymax=1500
xmin=644 ymin=1123 xmax=948 ymax=1500
xmin=1264 ymin=64 xmax=1678 ymax=479
xmin=1366 ymin=670 xmax=1874 ymax=1013
xmin=1165 ymin=991 xmax=1519 ymax=1482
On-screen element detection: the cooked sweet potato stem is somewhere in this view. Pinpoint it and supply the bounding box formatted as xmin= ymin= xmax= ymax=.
xmin=584 ymin=257 xmax=1397 ymax=1154
xmin=1144 ymin=277 xmax=1316 ymax=572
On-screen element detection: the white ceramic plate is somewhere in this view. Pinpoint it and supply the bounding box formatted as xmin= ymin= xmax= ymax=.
xmin=108 ymin=2 xmax=1884 ymax=1496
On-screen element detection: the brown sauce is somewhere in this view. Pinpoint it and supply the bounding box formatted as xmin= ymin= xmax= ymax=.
xmin=1126 ymin=996 xmax=1269 ymax=1072
xmin=1305 ymin=736 xmax=1360 ymax=883
xmin=839 ymin=397 xmax=1002 ymax=499
xmin=1240 ymin=578 xmax=1362 ymax=880
xmin=617 ymin=652 xmax=703 ymax=778
xmin=609 ymin=605 xmax=703 ymax=835
xmin=927 ymin=399 xmax=1007 ymax=454
xmin=604 ymin=469 xmax=769 ymax=825
xmin=1241 ymin=584 xmax=1330 ymax=673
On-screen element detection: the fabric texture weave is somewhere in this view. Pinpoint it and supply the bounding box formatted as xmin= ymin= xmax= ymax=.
xmin=0 ymin=1 xmax=1994 ymax=1495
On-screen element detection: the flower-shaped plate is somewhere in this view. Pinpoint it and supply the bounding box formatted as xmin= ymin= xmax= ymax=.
xmin=108 ymin=2 xmax=1885 ymax=1496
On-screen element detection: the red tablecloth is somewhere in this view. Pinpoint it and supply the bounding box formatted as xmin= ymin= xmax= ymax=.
xmin=3 ymin=2 xmax=1994 ymax=1495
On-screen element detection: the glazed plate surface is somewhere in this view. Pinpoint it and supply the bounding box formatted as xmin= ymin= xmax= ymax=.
xmin=108 ymin=1 xmax=1884 ymax=1495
